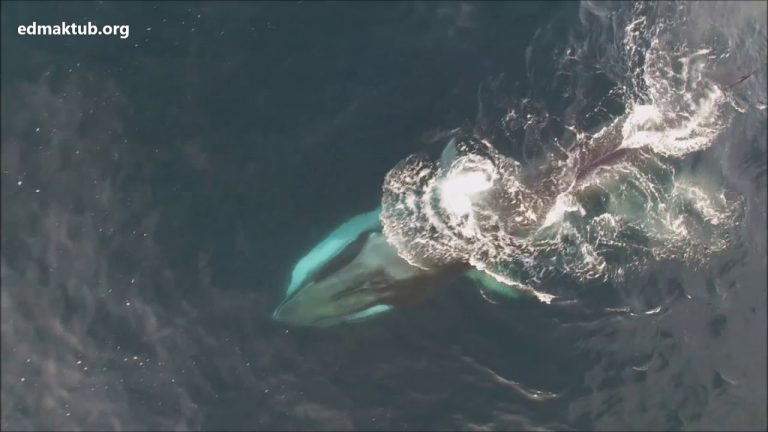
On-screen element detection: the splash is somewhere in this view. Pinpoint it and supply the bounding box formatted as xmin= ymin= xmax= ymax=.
xmin=381 ymin=1 xmax=754 ymax=304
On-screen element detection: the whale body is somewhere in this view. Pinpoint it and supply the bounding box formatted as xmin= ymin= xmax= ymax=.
xmin=273 ymin=207 xmax=468 ymax=327
xmin=273 ymin=132 xmax=646 ymax=328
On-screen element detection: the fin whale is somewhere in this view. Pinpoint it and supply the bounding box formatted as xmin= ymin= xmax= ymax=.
xmin=273 ymin=130 xmax=645 ymax=327
xmin=272 ymin=209 xmax=467 ymax=327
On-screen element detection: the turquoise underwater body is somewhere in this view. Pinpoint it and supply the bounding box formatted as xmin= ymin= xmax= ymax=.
xmin=274 ymin=203 xmax=521 ymax=327
xmin=276 ymin=206 xmax=395 ymax=323
xmin=285 ymin=206 xmax=382 ymax=298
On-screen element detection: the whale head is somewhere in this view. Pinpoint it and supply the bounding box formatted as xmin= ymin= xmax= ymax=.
xmin=273 ymin=208 xmax=464 ymax=327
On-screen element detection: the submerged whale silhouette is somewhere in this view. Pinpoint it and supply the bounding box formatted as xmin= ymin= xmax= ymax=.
xmin=273 ymin=135 xmax=638 ymax=327
xmin=272 ymin=207 xmax=471 ymax=327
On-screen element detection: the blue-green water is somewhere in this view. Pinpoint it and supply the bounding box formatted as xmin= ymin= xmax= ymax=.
xmin=2 ymin=1 xmax=766 ymax=430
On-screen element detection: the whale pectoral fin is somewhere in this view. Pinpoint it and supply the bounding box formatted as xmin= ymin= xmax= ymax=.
xmin=464 ymin=268 xmax=522 ymax=299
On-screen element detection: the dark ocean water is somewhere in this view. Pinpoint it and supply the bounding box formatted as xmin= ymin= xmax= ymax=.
xmin=1 ymin=1 xmax=766 ymax=431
